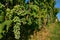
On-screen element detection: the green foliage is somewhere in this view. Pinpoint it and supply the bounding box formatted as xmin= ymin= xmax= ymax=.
xmin=0 ymin=0 xmax=58 ymax=40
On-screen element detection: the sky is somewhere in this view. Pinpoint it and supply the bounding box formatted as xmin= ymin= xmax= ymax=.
xmin=55 ymin=0 xmax=60 ymax=8
xmin=55 ymin=0 xmax=60 ymax=21
xmin=56 ymin=13 xmax=60 ymax=21
xmin=25 ymin=0 xmax=29 ymax=3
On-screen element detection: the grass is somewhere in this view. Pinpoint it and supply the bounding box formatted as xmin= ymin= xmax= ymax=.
xmin=49 ymin=23 xmax=60 ymax=40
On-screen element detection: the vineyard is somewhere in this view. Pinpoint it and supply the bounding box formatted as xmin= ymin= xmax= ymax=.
xmin=0 ymin=0 xmax=59 ymax=40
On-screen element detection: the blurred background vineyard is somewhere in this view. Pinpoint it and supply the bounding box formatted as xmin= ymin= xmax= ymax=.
xmin=0 ymin=0 xmax=60 ymax=40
